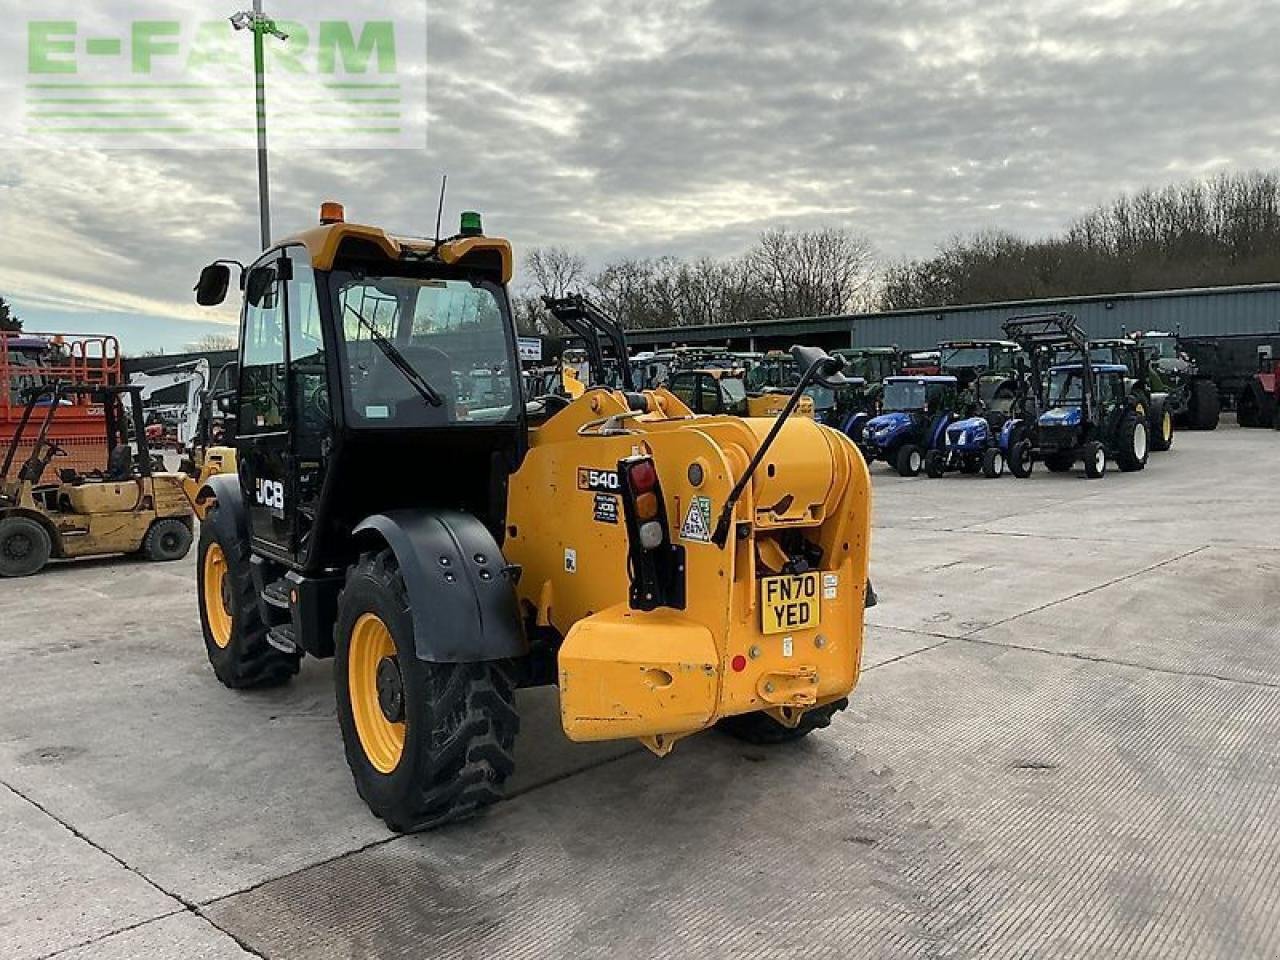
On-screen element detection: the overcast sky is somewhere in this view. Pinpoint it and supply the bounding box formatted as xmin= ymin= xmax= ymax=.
xmin=1 ymin=0 xmax=1277 ymax=351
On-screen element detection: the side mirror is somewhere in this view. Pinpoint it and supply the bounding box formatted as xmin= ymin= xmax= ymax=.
xmin=195 ymin=263 xmax=232 ymax=306
xmin=791 ymin=344 xmax=849 ymax=386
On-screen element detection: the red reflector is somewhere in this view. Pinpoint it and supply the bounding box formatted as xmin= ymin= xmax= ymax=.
xmin=635 ymin=491 xmax=659 ymax=520
xmin=731 ymin=655 xmax=747 ymax=673
xmin=628 ymin=460 xmax=657 ymax=493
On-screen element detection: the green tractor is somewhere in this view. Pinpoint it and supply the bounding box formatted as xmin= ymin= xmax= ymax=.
xmin=1130 ymin=331 xmax=1220 ymax=431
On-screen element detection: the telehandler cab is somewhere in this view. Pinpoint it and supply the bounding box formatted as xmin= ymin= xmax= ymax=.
xmin=192 ymin=205 xmax=874 ymax=832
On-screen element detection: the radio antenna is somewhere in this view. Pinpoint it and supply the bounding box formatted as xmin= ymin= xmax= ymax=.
xmin=433 ymin=173 xmax=448 ymax=244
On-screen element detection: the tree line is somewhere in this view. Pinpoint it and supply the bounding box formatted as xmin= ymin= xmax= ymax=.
xmin=518 ymin=169 xmax=1280 ymax=332
xmin=513 ymin=227 xmax=879 ymax=336
xmin=882 ymin=170 xmax=1280 ymax=310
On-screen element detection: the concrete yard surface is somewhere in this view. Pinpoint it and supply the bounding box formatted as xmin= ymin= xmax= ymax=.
xmin=2 ymin=421 xmax=1278 ymax=959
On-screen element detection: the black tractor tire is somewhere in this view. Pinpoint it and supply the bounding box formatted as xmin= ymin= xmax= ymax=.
xmin=1009 ymin=440 xmax=1035 ymax=479
xmin=1188 ymin=379 xmax=1220 ymax=430
xmin=1083 ymin=441 xmax=1107 ymax=479
xmin=1044 ymin=453 xmax=1075 ymax=473
xmin=716 ymin=698 xmax=848 ymax=745
xmin=894 ymin=444 xmax=923 ymax=478
xmin=0 ymin=515 xmax=52 ymax=578
xmin=981 ymin=448 xmax=1005 ymax=479
xmin=1237 ymin=384 xmax=1264 ymax=428
xmin=143 ymin=517 xmax=193 ymax=562
xmin=1113 ymin=414 xmax=1149 ymax=473
xmin=335 ymin=549 xmax=519 ymax=833
xmin=197 ymin=503 xmax=302 ymax=689
xmin=924 ymin=449 xmax=945 ymax=478
xmin=1148 ymin=398 xmax=1174 ymax=452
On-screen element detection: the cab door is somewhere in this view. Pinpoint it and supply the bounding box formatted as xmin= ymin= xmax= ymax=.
xmin=237 ymin=255 xmax=294 ymax=559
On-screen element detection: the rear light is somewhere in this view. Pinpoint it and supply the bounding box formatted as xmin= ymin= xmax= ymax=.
xmin=617 ymin=454 xmax=685 ymax=611
xmin=634 ymin=491 xmax=659 ymax=522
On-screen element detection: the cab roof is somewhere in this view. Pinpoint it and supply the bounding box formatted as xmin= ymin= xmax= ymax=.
xmin=280 ymin=220 xmax=513 ymax=283
xmin=1049 ymin=363 xmax=1128 ymax=374
xmin=885 ymin=375 xmax=958 ymax=384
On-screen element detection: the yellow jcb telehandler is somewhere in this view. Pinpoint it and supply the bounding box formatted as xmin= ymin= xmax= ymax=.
xmin=191 ymin=204 xmax=873 ymax=832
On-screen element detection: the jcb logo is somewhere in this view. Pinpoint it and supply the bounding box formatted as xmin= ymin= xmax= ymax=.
xmin=255 ymin=479 xmax=285 ymax=511
xmin=577 ymin=468 xmax=620 ymax=492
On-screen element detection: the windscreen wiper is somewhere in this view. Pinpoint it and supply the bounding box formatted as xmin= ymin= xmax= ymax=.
xmin=343 ymin=304 xmax=444 ymax=408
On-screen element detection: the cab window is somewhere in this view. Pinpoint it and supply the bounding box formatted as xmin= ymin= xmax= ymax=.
xmin=240 ymin=261 xmax=286 ymax=433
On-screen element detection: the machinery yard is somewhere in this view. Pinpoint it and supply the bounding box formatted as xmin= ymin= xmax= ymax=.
xmin=3 ymin=419 xmax=1277 ymax=960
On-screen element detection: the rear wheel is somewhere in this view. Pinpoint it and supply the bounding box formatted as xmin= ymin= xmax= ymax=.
xmin=981 ymin=448 xmax=1005 ymax=478
xmin=0 ymin=516 xmax=52 ymax=578
xmin=143 ymin=517 xmax=193 ymax=561
xmin=1189 ymin=379 xmax=1220 ymax=430
xmin=335 ymin=549 xmax=519 ymax=833
xmin=924 ymin=449 xmax=945 ymax=478
xmin=1237 ymin=385 xmax=1264 ymax=428
xmin=1113 ymin=415 xmax=1149 ymax=472
xmin=894 ymin=444 xmax=923 ymax=477
xmin=197 ymin=503 xmax=301 ymax=688
xmin=716 ymin=698 xmax=848 ymax=745
xmin=1009 ymin=440 xmax=1035 ymax=479
xmin=1083 ymin=442 xmax=1107 ymax=479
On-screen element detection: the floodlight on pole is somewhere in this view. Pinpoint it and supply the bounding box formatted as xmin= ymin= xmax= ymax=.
xmin=230 ymin=2 xmax=289 ymax=250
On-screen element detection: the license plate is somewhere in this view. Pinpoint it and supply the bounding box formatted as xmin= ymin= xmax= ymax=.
xmin=761 ymin=572 xmax=821 ymax=634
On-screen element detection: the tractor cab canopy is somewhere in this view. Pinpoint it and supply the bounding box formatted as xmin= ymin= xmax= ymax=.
xmin=939 ymin=340 xmax=1021 ymax=376
xmin=1046 ymin=363 xmax=1128 ymax=407
xmin=881 ymin=375 xmax=958 ymax=413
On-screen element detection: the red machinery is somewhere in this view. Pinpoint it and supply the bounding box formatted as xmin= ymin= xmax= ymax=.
xmin=1 ymin=331 xmax=122 ymax=479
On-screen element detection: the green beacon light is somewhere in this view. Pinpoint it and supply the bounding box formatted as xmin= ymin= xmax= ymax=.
xmin=459 ymin=211 xmax=484 ymax=237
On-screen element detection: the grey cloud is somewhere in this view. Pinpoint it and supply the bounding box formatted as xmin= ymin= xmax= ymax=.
xmin=1 ymin=0 xmax=1277 ymax=346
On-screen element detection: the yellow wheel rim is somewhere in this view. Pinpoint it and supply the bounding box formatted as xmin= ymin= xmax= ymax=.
xmin=203 ymin=543 xmax=233 ymax=650
xmin=349 ymin=613 xmax=406 ymax=774
xmin=1163 ymin=412 xmax=1172 ymax=442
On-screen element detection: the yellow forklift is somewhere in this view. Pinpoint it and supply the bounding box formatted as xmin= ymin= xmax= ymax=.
xmin=0 ymin=383 xmax=195 ymax=577
xmin=191 ymin=204 xmax=873 ymax=832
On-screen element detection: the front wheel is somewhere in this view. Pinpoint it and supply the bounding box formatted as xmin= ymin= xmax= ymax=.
xmin=981 ymin=448 xmax=1005 ymax=478
xmin=1113 ymin=415 xmax=1149 ymax=473
xmin=197 ymin=503 xmax=301 ymax=689
xmin=335 ymin=549 xmax=519 ymax=833
xmin=1148 ymin=399 xmax=1174 ymax=452
xmin=924 ymin=449 xmax=945 ymax=478
xmin=894 ymin=444 xmax=923 ymax=477
xmin=1009 ymin=440 xmax=1035 ymax=479
xmin=716 ymin=698 xmax=848 ymax=745
xmin=1084 ymin=441 xmax=1107 ymax=479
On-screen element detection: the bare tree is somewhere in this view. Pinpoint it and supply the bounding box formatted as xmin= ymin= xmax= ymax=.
xmin=746 ymin=227 xmax=878 ymax=318
xmin=186 ymin=333 xmax=238 ymax=352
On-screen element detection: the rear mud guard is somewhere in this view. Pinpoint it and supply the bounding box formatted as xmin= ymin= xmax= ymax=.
xmin=354 ymin=511 xmax=526 ymax=663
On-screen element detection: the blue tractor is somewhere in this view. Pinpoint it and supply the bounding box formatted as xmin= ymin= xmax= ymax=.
xmin=1000 ymin=313 xmax=1149 ymax=479
xmin=860 ymin=375 xmax=961 ymax=477
xmin=926 ymin=389 xmax=1022 ymax=479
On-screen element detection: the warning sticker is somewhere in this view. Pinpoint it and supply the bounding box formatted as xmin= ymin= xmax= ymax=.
xmin=564 ymin=548 xmax=577 ymax=574
xmin=680 ymin=496 xmax=713 ymax=543
xmin=593 ymin=494 xmax=619 ymax=525
xmin=823 ymin=572 xmax=839 ymax=600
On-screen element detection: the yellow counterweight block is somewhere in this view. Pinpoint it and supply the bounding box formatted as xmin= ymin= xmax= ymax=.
xmin=504 ymin=388 xmax=872 ymax=750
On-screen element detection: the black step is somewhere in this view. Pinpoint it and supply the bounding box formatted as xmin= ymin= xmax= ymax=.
xmin=262 ymin=579 xmax=291 ymax=609
xmin=267 ymin=625 xmax=298 ymax=654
